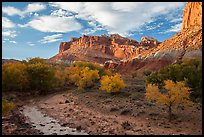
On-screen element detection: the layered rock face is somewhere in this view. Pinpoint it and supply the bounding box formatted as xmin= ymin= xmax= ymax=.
xmin=67 ymin=34 xmax=140 ymax=59
xmin=106 ymin=25 xmax=202 ymax=75
xmin=181 ymin=2 xmax=202 ymax=31
xmin=51 ymin=34 xmax=159 ymax=64
xmin=59 ymin=42 xmax=71 ymax=53
xmin=105 ymin=2 xmax=202 ymax=75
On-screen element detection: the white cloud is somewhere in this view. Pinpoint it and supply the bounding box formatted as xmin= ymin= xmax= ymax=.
xmin=17 ymin=24 xmax=29 ymax=28
xmin=146 ymin=22 xmax=164 ymax=31
xmin=2 ymin=3 xmax=46 ymax=18
xmin=24 ymin=15 xmax=82 ymax=33
xmin=34 ymin=13 xmax=39 ymax=17
xmin=82 ymin=28 xmax=97 ymax=35
xmin=166 ymin=23 xmax=182 ymax=33
xmin=27 ymin=42 xmax=35 ymax=46
xmin=82 ymin=20 xmax=104 ymax=35
xmin=2 ymin=30 xmax=17 ymax=38
xmin=170 ymin=18 xmax=183 ymax=23
xmin=2 ymin=17 xmax=16 ymax=28
xmin=10 ymin=41 xmax=17 ymax=44
xmin=49 ymin=2 xmax=84 ymax=13
xmin=50 ymin=9 xmax=72 ymax=17
xmin=49 ymin=2 xmax=185 ymax=36
xmin=25 ymin=3 xmax=46 ymax=13
xmin=39 ymin=34 xmax=63 ymax=44
xmin=2 ymin=6 xmax=22 ymax=16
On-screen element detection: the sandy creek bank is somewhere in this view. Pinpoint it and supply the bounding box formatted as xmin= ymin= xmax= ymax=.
xmin=21 ymin=105 xmax=88 ymax=135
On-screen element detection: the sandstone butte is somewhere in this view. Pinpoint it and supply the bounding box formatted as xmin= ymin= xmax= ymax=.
xmin=50 ymin=34 xmax=160 ymax=64
xmin=50 ymin=2 xmax=202 ymax=75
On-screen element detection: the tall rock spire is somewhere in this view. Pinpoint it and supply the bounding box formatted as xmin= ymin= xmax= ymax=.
xmin=181 ymin=2 xmax=202 ymax=31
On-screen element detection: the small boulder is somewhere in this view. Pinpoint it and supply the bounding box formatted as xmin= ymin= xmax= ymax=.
xmin=65 ymin=100 xmax=69 ymax=103
xmin=110 ymin=107 xmax=119 ymax=112
xmin=121 ymin=121 xmax=132 ymax=130
xmin=120 ymin=109 xmax=131 ymax=115
xmin=76 ymin=125 xmax=82 ymax=131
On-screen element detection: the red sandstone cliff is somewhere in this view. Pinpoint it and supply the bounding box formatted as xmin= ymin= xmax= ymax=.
xmin=51 ymin=34 xmax=159 ymax=64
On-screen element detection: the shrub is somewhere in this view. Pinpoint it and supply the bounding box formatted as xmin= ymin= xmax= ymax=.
xmin=145 ymin=80 xmax=193 ymax=121
xmin=24 ymin=57 xmax=46 ymax=64
xmin=100 ymin=73 xmax=125 ymax=93
xmin=26 ymin=62 xmax=55 ymax=93
xmin=146 ymin=72 xmax=164 ymax=88
xmin=143 ymin=69 xmax=152 ymax=76
xmin=2 ymin=99 xmax=14 ymax=116
xmin=131 ymin=72 xmax=137 ymax=78
xmin=71 ymin=61 xmax=113 ymax=77
xmin=2 ymin=62 xmax=29 ymax=91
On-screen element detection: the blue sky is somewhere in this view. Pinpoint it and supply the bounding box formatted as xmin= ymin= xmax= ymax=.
xmin=2 ymin=2 xmax=186 ymax=60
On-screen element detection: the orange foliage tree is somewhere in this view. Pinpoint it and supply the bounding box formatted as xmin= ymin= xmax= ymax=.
xmin=145 ymin=80 xmax=193 ymax=121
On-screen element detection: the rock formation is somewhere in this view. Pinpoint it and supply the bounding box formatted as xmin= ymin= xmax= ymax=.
xmin=106 ymin=25 xmax=202 ymax=75
xmin=105 ymin=2 xmax=202 ymax=75
xmin=181 ymin=2 xmax=202 ymax=31
xmin=139 ymin=36 xmax=160 ymax=47
xmin=51 ymin=2 xmax=202 ymax=76
xmin=50 ymin=34 xmax=159 ymax=64
xmin=59 ymin=42 xmax=71 ymax=53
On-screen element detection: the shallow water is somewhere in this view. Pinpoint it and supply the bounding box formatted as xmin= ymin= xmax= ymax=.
xmin=22 ymin=105 xmax=88 ymax=135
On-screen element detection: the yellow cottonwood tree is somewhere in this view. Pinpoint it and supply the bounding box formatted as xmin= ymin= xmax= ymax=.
xmin=69 ymin=66 xmax=100 ymax=89
xmin=2 ymin=62 xmax=29 ymax=91
xmin=100 ymin=74 xmax=125 ymax=93
xmin=78 ymin=67 xmax=100 ymax=89
xmin=54 ymin=66 xmax=67 ymax=87
xmin=145 ymin=80 xmax=193 ymax=121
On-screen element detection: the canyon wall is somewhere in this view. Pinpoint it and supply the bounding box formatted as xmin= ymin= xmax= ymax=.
xmin=181 ymin=2 xmax=202 ymax=31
